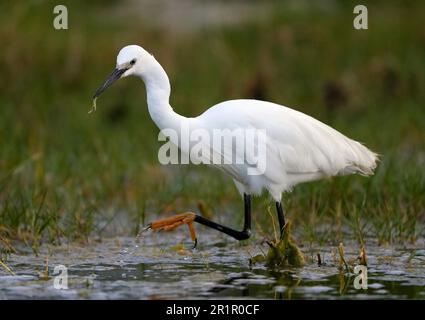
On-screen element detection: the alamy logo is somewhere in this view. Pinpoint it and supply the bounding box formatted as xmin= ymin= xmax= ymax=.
xmin=53 ymin=265 xmax=68 ymax=290
xmin=353 ymin=5 xmax=368 ymax=30
xmin=53 ymin=5 xmax=68 ymax=30
xmin=353 ymin=265 xmax=368 ymax=289
xmin=158 ymin=124 xmax=267 ymax=176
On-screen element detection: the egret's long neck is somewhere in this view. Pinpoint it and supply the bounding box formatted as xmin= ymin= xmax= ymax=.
xmin=139 ymin=60 xmax=186 ymax=131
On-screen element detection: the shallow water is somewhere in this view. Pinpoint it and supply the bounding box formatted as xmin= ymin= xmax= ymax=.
xmin=1 ymin=231 xmax=425 ymax=299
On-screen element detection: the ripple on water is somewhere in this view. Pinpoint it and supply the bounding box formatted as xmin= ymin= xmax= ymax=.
xmin=2 ymin=236 xmax=425 ymax=299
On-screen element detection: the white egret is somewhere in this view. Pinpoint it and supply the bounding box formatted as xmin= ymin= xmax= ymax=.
xmin=93 ymin=45 xmax=378 ymax=247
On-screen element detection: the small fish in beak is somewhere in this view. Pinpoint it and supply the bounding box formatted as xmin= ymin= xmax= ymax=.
xmin=89 ymin=67 xmax=127 ymax=113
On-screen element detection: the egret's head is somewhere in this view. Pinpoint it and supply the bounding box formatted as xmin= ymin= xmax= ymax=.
xmin=93 ymin=45 xmax=153 ymax=100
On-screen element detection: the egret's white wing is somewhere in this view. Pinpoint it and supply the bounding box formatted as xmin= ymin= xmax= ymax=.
xmin=196 ymin=99 xmax=378 ymax=190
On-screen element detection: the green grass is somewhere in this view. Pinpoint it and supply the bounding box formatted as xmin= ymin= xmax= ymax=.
xmin=0 ymin=1 xmax=424 ymax=253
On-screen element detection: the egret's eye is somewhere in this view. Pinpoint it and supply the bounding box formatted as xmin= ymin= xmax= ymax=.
xmin=130 ymin=59 xmax=136 ymax=66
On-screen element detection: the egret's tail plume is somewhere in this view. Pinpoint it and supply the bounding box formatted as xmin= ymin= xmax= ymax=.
xmin=341 ymin=141 xmax=380 ymax=177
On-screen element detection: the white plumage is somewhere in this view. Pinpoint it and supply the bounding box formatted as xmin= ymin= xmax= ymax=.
xmin=96 ymin=45 xmax=379 ymax=202
xmin=196 ymin=99 xmax=378 ymax=200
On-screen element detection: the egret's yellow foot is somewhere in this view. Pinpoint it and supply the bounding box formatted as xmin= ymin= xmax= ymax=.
xmin=147 ymin=212 xmax=198 ymax=248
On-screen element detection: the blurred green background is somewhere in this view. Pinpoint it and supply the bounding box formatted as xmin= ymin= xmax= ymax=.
xmin=0 ymin=0 xmax=424 ymax=250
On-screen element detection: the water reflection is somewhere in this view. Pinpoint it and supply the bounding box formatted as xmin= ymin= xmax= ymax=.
xmin=1 ymin=235 xmax=424 ymax=299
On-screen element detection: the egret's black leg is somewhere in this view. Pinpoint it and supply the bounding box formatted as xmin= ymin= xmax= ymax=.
xmin=275 ymin=201 xmax=286 ymax=239
xmin=193 ymin=194 xmax=251 ymax=240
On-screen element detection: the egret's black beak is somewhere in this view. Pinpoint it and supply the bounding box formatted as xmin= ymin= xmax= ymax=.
xmin=93 ymin=68 xmax=127 ymax=99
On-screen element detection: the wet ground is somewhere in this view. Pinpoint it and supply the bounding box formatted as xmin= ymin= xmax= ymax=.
xmin=1 ymin=231 xmax=425 ymax=299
